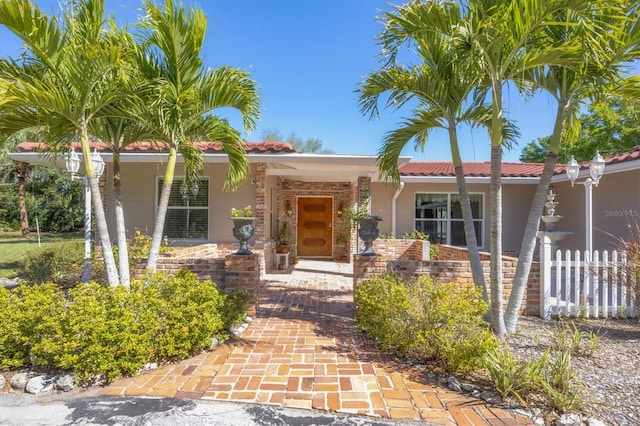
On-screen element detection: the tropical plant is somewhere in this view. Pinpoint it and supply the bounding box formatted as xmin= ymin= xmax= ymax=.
xmin=137 ymin=0 xmax=260 ymax=272
xmin=0 ymin=127 xmax=45 ymax=238
xmin=0 ymin=0 xmax=133 ymax=286
xmin=358 ymin=0 xmax=513 ymax=302
xmin=451 ymin=0 xmax=595 ymax=336
xmin=503 ymin=0 xmax=640 ymax=333
xmin=0 ymin=167 xmax=83 ymax=233
xmin=363 ymin=0 xmax=639 ymax=337
xmin=85 ymin=24 xmax=154 ymax=287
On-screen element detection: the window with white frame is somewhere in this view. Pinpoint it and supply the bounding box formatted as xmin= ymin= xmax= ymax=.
xmin=157 ymin=177 xmax=209 ymax=239
xmin=414 ymin=193 xmax=483 ymax=246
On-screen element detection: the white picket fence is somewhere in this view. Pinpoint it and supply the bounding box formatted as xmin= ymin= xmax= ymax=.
xmin=539 ymin=236 xmax=637 ymax=319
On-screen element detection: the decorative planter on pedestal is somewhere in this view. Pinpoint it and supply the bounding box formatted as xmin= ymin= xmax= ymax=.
xmin=358 ymin=215 xmax=382 ymax=256
xmin=230 ymin=217 xmax=255 ymax=255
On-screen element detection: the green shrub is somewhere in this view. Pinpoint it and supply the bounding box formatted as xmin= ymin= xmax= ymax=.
xmin=9 ymin=283 xmax=67 ymax=367
xmin=143 ymin=270 xmax=226 ymax=361
xmin=0 ymin=286 xmax=26 ymax=368
xmin=355 ymin=274 xmax=497 ymax=372
xmin=354 ymin=275 xmax=418 ymax=354
xmin=221 ymin=289 xmax=251 ymax=330
xmin=115 ymin=229 xmax=172 ymax=273
xmin=401 ymin=230 xmax=429 ymax=240
xmin=0 ymin=270 xmax=238 ymax=385
xmin=55 ymin=282 xmax=154 ymax=383
xmin=18 ymin=241 xmax=83 ymax=286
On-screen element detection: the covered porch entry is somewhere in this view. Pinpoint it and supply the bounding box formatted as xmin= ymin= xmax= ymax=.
xmin=263 ymin=153 xmax=390 ymax=266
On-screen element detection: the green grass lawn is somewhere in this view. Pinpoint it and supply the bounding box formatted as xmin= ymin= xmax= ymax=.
xmin=0 ymin=231 xmax=83 ymax=278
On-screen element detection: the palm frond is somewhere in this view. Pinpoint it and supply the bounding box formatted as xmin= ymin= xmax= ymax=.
xmin=377 ymin=110 xmax=441 ymax=183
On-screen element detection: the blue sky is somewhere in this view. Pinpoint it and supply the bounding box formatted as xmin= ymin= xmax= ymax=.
xmin=3 ymin=1 xmax=636 ymax=162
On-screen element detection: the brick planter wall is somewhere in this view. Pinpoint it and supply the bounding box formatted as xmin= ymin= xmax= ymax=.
xmin=353 ymin=240 xmax=540 ymax=315
xmin=225 ymin=254 xmax=261 ymax=316
xmin=133 ymin=244 xmax=264 ymax=316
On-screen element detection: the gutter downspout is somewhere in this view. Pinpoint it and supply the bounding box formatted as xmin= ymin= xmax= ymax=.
xmin=392 ymin=182 xmax=405 ymax=237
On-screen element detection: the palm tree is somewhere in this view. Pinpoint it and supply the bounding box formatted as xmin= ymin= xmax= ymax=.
xmin=358 ymin=0 xmax=494 ymax=300
xmin=453 ymin=0 xmax=590 ymax=337
xmin=84 ymin=25 xmax=154 ymax=287
xmin=504 ymin=0 xmax=640 ymax=332
xmin=13 ymin=161 xmax=31 ymax=238
xmin=90 ymin=116 xmax=152 ymax=287
xmin=0 ymin=0 xmax=133 ymax=286
xmin=137 ymin=0 xmax=260 ymax=272
xmin=1 ymin=129 xmax=42 ymax=238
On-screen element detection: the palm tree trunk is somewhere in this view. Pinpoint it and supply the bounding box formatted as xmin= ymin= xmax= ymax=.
xmin=449 ymin=126 xmax=488 ymax=300
xmin=16 ymin=162 xmax=30 ymax=239
xmin=87 ymin=173 xmax=119 ymax=286
xmin=489 ymin=83 xmax=506 ymax=337
xmin=504 ymin=104 xmax=566 ymax=332
xmin=113 ymin=153 xmax=130 ymax=287
xmin=79 ymin=129 xmax=119 ymax=286
xmin=146 ymin=145 xmax=177 ymax=272
xmin=489 ymin=143 xmax=506 ymax=337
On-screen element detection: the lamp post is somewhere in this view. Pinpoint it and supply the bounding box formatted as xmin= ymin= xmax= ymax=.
xmin=65 ymin=147 xmax=105 ymax=282
xmin=565 ymin=151 xmax=606 ymax=254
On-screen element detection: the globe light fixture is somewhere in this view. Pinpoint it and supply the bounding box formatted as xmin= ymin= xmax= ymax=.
xmin=565 ymin=151 xmax=607 ymax=254
xmin=91 ymin=148 xmax=105 ymax=178
xmin=65 ymin=148 xmax=81 ymax=177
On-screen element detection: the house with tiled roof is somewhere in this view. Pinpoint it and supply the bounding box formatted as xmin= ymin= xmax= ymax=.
xmin=10 ymin=142 xmax=640 ymax=266
xmin=370 ymin=147 xmax=640 ymax=254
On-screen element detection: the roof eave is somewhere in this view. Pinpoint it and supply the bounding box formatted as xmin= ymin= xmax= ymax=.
xmin=400 ymin=176 xmax=542 ymax=184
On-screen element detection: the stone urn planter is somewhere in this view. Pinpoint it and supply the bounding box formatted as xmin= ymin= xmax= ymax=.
xmin=230 ymin=217 xmax=255 ymax=255
xmin=357 ymin=215 xmax=382 ymax=256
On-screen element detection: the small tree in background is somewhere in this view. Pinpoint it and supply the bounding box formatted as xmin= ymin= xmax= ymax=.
xmin=261 ymin=128 xmax=334 ymax=153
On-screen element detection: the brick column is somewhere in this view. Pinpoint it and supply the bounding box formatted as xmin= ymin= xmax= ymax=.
xmin=254 ymin=163 xmax=266 ymax=247
xmin=225 ymin=254 xmax=261 ymax=316
xmin=353 ymin=254 xmax=387 ymax=290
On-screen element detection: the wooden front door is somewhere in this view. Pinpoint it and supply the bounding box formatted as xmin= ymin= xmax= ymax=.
xmin=297 ymin=197 xmax=332 ymax=257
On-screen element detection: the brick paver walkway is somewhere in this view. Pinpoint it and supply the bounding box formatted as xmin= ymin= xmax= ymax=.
xmin=102 ymin=260 xmax=532 ymax=425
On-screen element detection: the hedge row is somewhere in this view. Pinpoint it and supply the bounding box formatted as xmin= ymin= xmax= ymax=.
xmin=0 ymin=270 xmax=248 ymax=383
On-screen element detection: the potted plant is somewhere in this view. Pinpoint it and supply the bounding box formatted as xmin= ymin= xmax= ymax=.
xmin=341 ymin=200 xmax=382 ymax=256
xmin=230 ymin=206 xmax=255 ymax=254
xmin=231 ymin=205 xmax=253 ymax=218
xmin=276 ymin=221 xmax=291 ymax=253
xmin=358 ymin=215 xmax=382 ymax=256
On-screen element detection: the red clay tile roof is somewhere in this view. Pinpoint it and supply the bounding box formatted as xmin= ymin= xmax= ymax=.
xmin=399 ymin=161 xmax=546 ymax=177
xmin=16 ymin=141 xmax=296 ymax=154
xmin=400 ymin=147 xmax=640 ymax=178
xmin=554 ymin=147 xmax=640 ymax=173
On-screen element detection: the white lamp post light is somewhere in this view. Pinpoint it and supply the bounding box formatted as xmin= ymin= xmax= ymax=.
xmin=566 ymin=151 xmax=606 ymax=254
xmin=65 ymin=147 xmax=105 ymax=282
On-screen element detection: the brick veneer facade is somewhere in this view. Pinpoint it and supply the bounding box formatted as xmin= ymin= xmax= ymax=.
xmin=277 ymin=179 xmax=355 ymax=261
xmin=253 ymin=163 xmax=267 ymax=246
xmin=354 ymin=241 xmax=540 ymax=316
